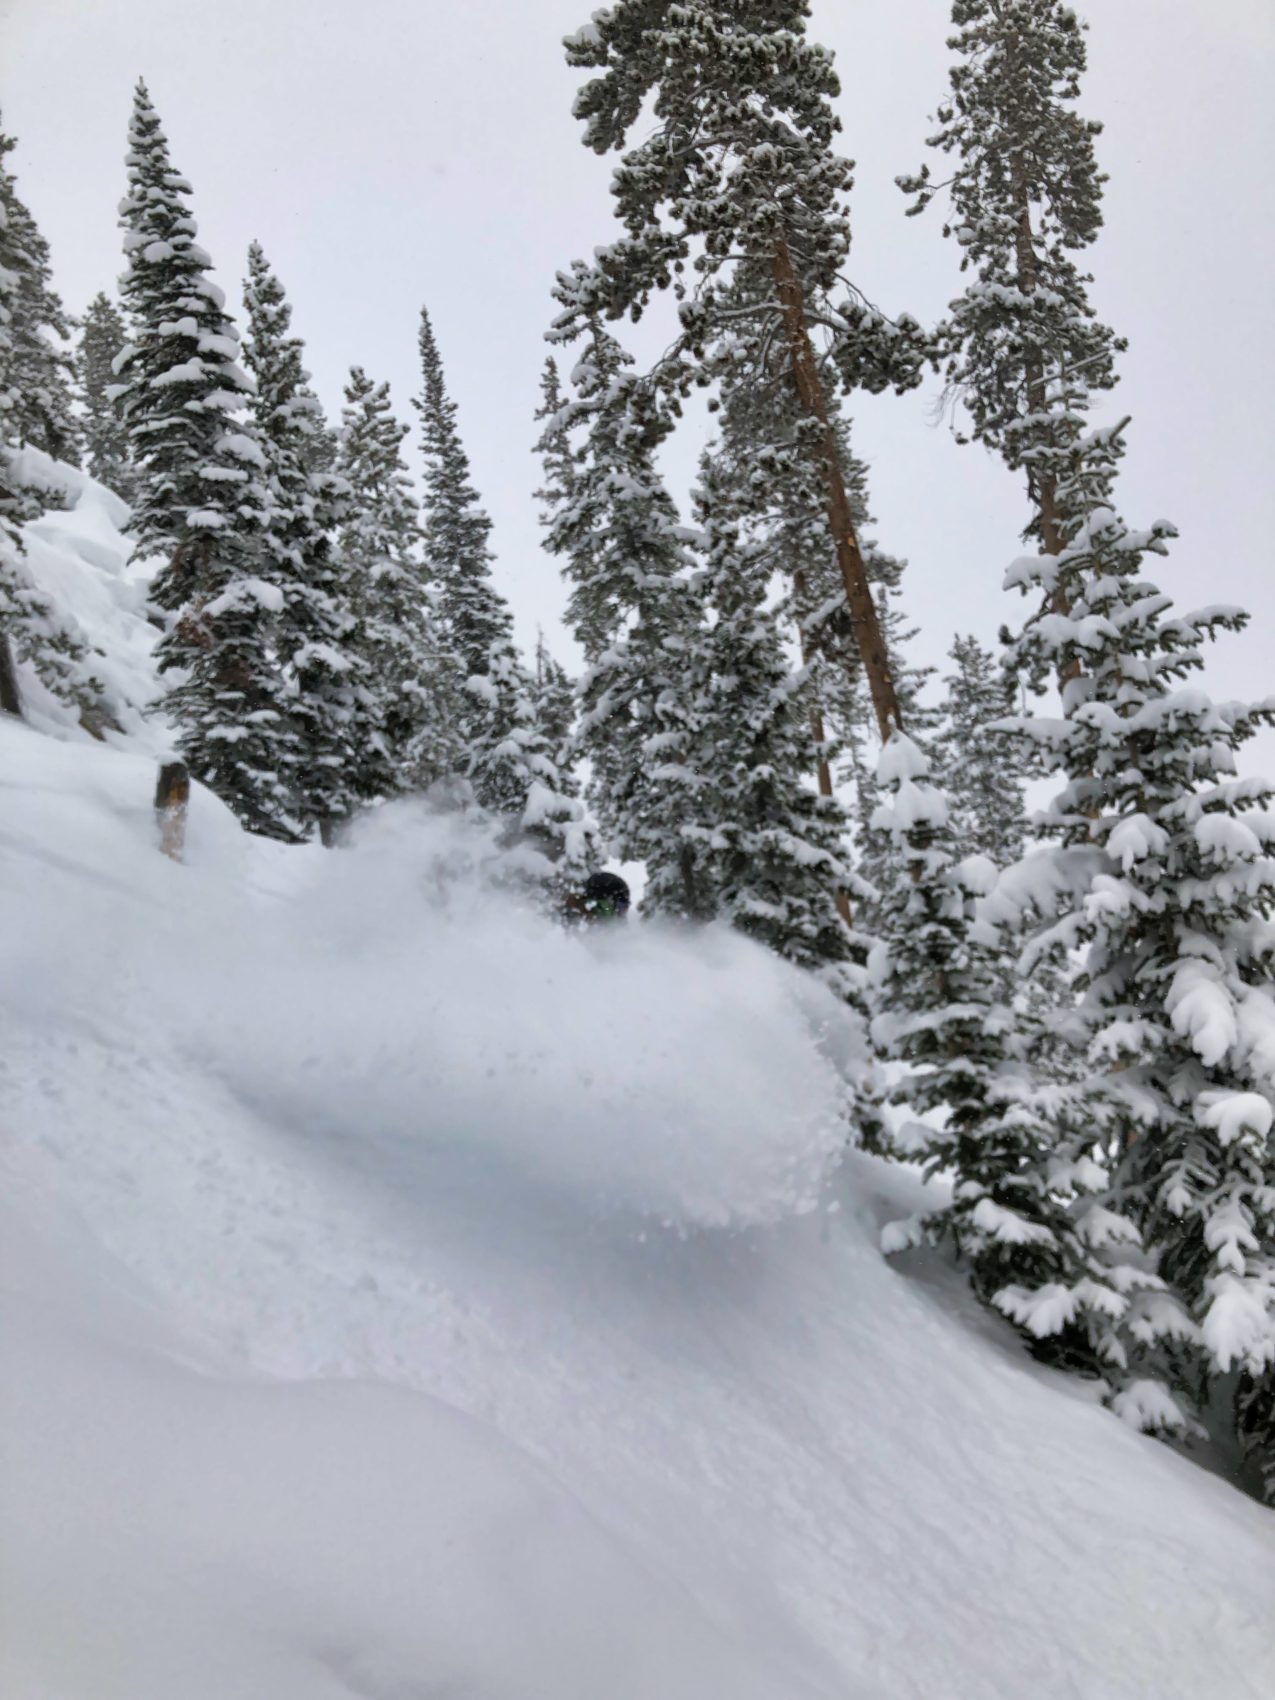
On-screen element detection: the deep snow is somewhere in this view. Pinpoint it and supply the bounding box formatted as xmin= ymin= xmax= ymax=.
xmin=2 ymin=484 xmax=1274 ymax=1698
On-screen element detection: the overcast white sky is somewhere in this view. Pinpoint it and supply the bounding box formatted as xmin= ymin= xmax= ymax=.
xmin=4 ymin=0 xmax=1273 ymax=767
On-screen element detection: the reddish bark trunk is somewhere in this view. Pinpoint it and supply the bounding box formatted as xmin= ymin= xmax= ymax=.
xmin=771 ymin=237 xmax=903 ymax=745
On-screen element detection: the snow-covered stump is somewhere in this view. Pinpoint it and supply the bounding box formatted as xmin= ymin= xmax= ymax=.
xmin=154 ymin=761 xmax=189 ymax=862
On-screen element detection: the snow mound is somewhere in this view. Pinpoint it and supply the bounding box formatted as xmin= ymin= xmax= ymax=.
xmin=11 ymin=452 xmax=163 ymax=741
xmin=0 ymin=1183 xmax=799 ymax=1700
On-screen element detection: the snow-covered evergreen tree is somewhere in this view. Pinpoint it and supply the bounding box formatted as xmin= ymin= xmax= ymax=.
xmin=0 ymin=122 xmax=99 ymax=716
xmin=414 ymin=309 xmax=507 ymax=696
xmin=560 ymin=1 xmax=928 ymax=742
xmin=242 ymin=244 xmax=362 ymax=838
xmin=987 ymin=428 xmax=1275 ymax=1473
xmin=691 ymin=452 xmax=859 ymax=989
xmin=541 ymin=307 xmax=709 ymax=918
xmin=76 ymin=292 xmax=137 ymax=503
xmin=412 ymin=306 xmax=570 ymax=848
xmin=900 ymin=0 xmax=1121 ymax=555
xmin=336 ymin=366 xmax=456 ymax=802
xmin=528 ymin=632 xmax=579 ymax=796
xmin=0 ymin=117 xmax=79 ymax=476
xmin=116 ymin=82 xmax=296 ymax=839
xmin=873 ymin=731 xmax=1141 ymax=1375
xmin=932 ymin=634 xmax=1025 ymax=866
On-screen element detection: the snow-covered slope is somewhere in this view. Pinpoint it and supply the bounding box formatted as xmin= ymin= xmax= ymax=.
xmin=3 ymin=707 xmax=1275 ymax=1700
xmin=4 ymin=492 xmax=1275 ymax=1698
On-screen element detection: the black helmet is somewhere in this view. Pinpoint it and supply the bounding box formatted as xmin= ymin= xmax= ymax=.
xmin=582 ymin=871 xmax=631 ymax=919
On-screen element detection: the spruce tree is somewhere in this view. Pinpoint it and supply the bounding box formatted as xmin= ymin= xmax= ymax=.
xmin=691 ymin=452 xmax=859 ymax=992
xmin=116 ymin=81 xmax=296 ymax=839
xmin=873 ymin=731 xmax=1145 ymax=1379
xmin=994 ymin=427 xmax=1275 ymax=1484
xmin=336 ymin=366 xmax=456 ymax=802
xmin=0 ymin=135 xmax=95 ymax=715
xmin=76 ymin=292 xmax=137 ymax=502
xmin=528 ymin=633 xmax=580 ymax=797
xmin=560 ymin=1 xmax=929 ymax=742
xmin=931 ymin=634 xmax=1025 ymax=866
xmin=242 ymin=244 xmax=361 ymax=838
xmin=900 ymin=0 xmax=1122 ymax=557
xmin=414 ymin=308 xmax=508 ymax=694
xmin=540 ymin=307 xmax=709 ymax=917
xmin=413 ymin=306 xmax=561 ymax=838
xmin=0 ymin=117 xmax=79 ymax=475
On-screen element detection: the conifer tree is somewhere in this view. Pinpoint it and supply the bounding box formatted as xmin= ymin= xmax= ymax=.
xmin=0 ymin=117 xmax=79 ymax=475
xmin=76 ymin=292 xmax=137 ymax=502
xmin=413 ymin=307 xmax=561 ymax=838
xmin=336 ymin=366 xmax=456 ymax=802
xmin=873 ymin=731 xmax=1144 ymax=1377
xmin=900 ymin=0 xmax=1121 ymax=558
xmin=540 ymin=307 xmax=708 ymax=917
xmin=931 ymin=634 xmax=1025 ymax=866
xmin=992 ymin=428 xmax=1275 ymax=1484
xmin=414 ymin=308 xmax=508 ymax=693
xmin=0 ymin=130 xmax=96 ymax=715
xmin=528 ymin=632 xmax=579 ymax=795
xmin=116 ymin=81 xmax=296 ymax=839
xmin=691 ymin=453 xmax=859 ymax=990
xmin=560 ymin=1 xmax=929 ymax=742
xmin=712 ymin=356 xmax=869 ymax=812
xmin=242 ymin=244 xmax=361 ymax=838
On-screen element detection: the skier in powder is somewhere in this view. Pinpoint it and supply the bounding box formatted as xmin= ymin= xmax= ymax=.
xmin=562 ymin=871 xmax=631 ymax=925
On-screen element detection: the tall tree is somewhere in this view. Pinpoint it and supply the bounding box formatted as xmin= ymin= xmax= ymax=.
xmin=540 ymin=309 xmax=709 ymax=917
xmin=993 ymin=427 xmax=1275 ymax=1482
xmin=336 ymin=366 xmax=456 ymax=803
xmin=691 ymin=451 xmax=860 ymax=991
xmin=527 ymin=632 xmax=580 ymax=796
xmin=873 ymin=731 xmax=1144 ymax=1379
xmin=116 ymin=81 xmax=296 ymax=839
xmin=414 ymin=306 xmax=552 ymax=828
xmin=900 ymin=0 xmax=1121 ymax=563
xmin=76 ymin=292 xmax=137 ymax=502
xmin=0 ymin=125 xmax=95 ymax=716
xmin=242 ymin=244 xmax=362 ymax=839
xmin=560 ymin=0 xmax=929 ymax=742
xmin=414 ymin=308 xmax=507 ymax=693
xmin=0 ymin=116 xmax=79 ymax=476
xmin=931 ymin=634 xmax=1025 ymax=867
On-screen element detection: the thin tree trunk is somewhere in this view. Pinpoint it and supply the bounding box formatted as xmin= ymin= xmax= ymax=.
xmin=771 ymin=237 xmax=903 ymax=745
xmin=0 ymin=628 xmax=21 ymax=718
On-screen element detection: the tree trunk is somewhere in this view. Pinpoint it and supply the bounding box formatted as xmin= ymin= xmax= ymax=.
xmin=154 ymin=760 xmax=190 ymax=862
xmin=770 ymin=237 xmax=903 ymax=745
xmin=0 ymin=628 xmax=21 ymax=718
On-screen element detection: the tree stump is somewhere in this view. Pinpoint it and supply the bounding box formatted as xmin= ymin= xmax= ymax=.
xmin=154 ymin=760 xmax=190 ymax=862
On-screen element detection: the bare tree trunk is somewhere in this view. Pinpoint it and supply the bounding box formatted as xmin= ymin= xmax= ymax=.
xmin=0 ymin=629 xmax=21 ymax=718
xmin=771 ymin=237 xmax=903 ymax=745
xmin=155 ymin=760 xmax=190 ymax=862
